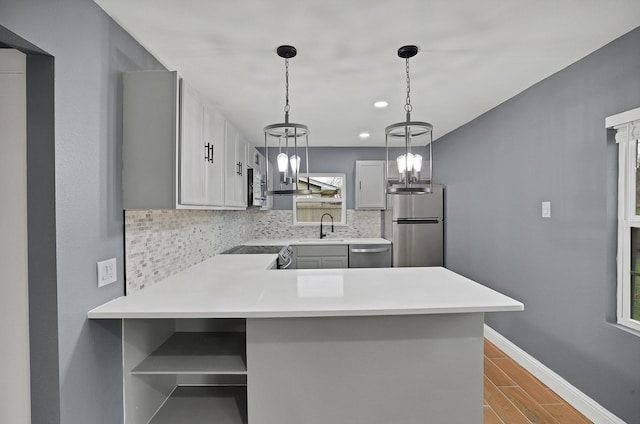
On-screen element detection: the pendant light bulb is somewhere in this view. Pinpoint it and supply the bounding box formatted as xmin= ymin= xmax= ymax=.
xmin=397 ymin=155 xmax=406 ymax=174
xmin=405 ymin=152 xmax=415 ymax=172
xmin=290 ymin=155 xmax=301 ymax=176
xmin=413 ymin=154 xmax=422 ymax=173
xmin=277 ymin=152 xmax=289 ymax=173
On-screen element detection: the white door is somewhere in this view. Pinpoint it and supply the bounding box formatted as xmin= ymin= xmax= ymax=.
xmin=0 ymin=49 xmax=31 ymax=423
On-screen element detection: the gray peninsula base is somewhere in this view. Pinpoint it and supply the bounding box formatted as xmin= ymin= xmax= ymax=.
xmin=120 ymin=312 xmax=485 ymax=423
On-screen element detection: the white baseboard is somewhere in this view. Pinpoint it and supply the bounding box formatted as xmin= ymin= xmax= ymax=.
xmin=484 ymin=325 xmax=626 ymax=424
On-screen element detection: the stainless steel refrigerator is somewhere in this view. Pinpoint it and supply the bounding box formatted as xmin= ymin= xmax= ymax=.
xmin=383 ymin=184 xmax=444 ymax=267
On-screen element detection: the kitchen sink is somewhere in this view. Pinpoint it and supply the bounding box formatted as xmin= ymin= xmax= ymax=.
xmin=296 ymin=239 xmax=344 ymax=243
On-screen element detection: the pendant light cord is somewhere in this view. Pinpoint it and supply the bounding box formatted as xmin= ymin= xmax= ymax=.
xmin=284 ymin=58 xmax=290 ymax=118
xmin=405 ymin=57 xmax=412 ymax=115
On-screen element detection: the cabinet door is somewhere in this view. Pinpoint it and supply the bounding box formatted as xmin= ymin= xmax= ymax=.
xmin=224 ymin=122 xmax=248 ymax=208
xmin=236 ymin=136 xmax=248 ymax=207
xmin=356 ymin=161 xmax=386 ymax=209
xmin=296 ymin=257 xmax=323 ymax=269
xmin=224 ymin=122 xmax=240 ymax=206
xmin=179 ymin=80 xmax=207 ymax=205
xmin=203 ymin=102 xmax=225 ymax=206
xmin=322 ymin=257 xmax=348 ymax=269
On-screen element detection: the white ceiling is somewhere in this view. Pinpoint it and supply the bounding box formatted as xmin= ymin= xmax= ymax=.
xmin=95 ymin=0 xmax=640 ymax=147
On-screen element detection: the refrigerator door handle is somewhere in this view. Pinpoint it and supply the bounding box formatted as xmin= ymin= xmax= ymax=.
xmin=395 ymin=218 xmax=440 ymax=224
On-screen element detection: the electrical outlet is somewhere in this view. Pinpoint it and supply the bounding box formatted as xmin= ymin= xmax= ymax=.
xmin=97 ymin=258 xmax=117 ymax=287
xmin=541 ymin=201 xmax=551 ymax=218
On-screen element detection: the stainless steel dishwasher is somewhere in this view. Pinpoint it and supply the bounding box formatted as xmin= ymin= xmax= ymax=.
xmin=348 ymin=244 xmax=392 ymax=268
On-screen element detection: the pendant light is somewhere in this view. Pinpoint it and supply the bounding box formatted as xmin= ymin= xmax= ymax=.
xmin=264 ymin=45 xmax=311 ymax=196
xmin=385 ymin=45 xmax=433 ymax=194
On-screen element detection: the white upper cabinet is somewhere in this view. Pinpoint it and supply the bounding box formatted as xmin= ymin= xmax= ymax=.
xmin=122 ymin=70 xmax=241 ymax=210
xmin=355 ymin=160 xmax=386 ymax=210
xmin=178 ymin=80 xmax=207 ymax=205
xmin=179 ymin=81 xmax=226 ymax=207
xmin=224 ymin=122 xmax=248 ymax=208
xmin=202 ymin=99 xmax=226 ymax=206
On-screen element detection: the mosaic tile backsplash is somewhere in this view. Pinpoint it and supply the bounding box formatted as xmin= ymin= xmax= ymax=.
xmin=125 ymin=209 xmax=253 ymax=293
xmin=125 ymin=208 xmax=381 ymax=293
xmin=251 ymin=209 xmax=382 ymax=240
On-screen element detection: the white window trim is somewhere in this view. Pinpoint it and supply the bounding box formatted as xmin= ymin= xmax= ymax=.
xmin=609 ymin=107 xmax=640 ymax=332
xmin=293 ymin=173 xmax=347 ymax=227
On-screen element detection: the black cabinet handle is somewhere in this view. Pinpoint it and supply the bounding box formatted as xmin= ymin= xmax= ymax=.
xmin=204 ymin=143 xmax=214 ymax=163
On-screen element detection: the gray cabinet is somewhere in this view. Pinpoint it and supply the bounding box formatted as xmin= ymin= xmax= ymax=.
xmin=292 ymin=244 xmax=348 ymax=269
xmin=355 ymin=160 xmax=386 ymax=210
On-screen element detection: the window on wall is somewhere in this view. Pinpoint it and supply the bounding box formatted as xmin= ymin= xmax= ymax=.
xmin=611 ymin=108 xmax=640 ymax=332
xmin=293 ymin=174 xmax=347 ymax=226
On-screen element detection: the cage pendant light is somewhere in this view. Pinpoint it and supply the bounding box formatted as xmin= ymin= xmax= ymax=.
xmin=385 ymin=45 xmax=433 ymax=194
xmin=264 ymin=45 xmax=311 ymax=196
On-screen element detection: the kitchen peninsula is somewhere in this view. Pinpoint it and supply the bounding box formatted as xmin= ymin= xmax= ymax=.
xmin=89 ymin=254 xmax=523 ymax=424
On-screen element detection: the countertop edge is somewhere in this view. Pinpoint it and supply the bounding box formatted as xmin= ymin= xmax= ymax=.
xmin=87 ymin=303 xmax=524 ymax=320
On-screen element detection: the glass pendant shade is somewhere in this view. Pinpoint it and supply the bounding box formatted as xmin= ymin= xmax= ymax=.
xmin=264 ymin=45 xmax=311 ymax=196
xmin=385 ymin=45 xmax=434 ymax=194
xmin=386 ymin=120 xmax=433 ymax=193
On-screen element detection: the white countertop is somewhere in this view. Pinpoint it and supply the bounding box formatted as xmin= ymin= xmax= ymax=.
xmin=88 ymin=254 xmax=523 ymax=319
xmin=243 ymin=238 xmax=391 ymax=246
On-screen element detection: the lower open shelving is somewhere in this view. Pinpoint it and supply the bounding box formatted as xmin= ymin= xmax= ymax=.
xmin=149 ymin=386 xmax=247 ymax=424
xmin=124 ymin=319 xmax=248 ymax=424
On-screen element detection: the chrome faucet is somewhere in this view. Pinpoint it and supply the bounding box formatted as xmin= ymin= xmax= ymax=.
xmin=320 ymin=213 xmax=334 ymax=239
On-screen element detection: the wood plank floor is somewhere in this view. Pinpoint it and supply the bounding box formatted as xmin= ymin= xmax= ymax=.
xmin=484 ymin=339 xmax=592 ymax=424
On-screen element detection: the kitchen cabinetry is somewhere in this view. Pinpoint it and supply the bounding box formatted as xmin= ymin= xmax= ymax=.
xmin=123 ymin=70 xmax=245 ymax=210
xmin=355 ymin=160 xmax=386 ymax=210
xmin=224 ymin=123 xmax=248 ymax=208
xmin=293 ymin=244 xmax=348 ymax=269
xmin=124 ymin=318 xmax=247 ymax=424
xmin=179 ymin=82 xmax=226 ymax=206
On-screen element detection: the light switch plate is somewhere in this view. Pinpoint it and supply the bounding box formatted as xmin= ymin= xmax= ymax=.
xmin=541 ymin=201 xmax=551 ymax=218
xmin=97 ymin=258 xmax=117 ymax=287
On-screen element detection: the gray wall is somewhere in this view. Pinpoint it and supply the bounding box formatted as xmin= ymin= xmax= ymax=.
xmin=0 ymin=1 xmax=164 ymax=423
xmin=433 ymin=27 xmax=640 ymax=422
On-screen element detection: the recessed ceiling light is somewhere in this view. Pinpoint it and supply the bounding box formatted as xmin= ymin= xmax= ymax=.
xmin=374 ymin=101 xmax=388 ymax=108
xmin=359 ymin=132 xmax=370 ymax=139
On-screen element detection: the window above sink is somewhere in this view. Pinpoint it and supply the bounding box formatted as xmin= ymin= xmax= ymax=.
xmin=293 ymin=173 xmax=347 ymax=226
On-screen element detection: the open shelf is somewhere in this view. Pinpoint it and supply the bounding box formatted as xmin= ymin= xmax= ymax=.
xmin=149 ymin=386 xmax=247 ymax=424
xmin=132 ymin=332 xmax=247 ymax=375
